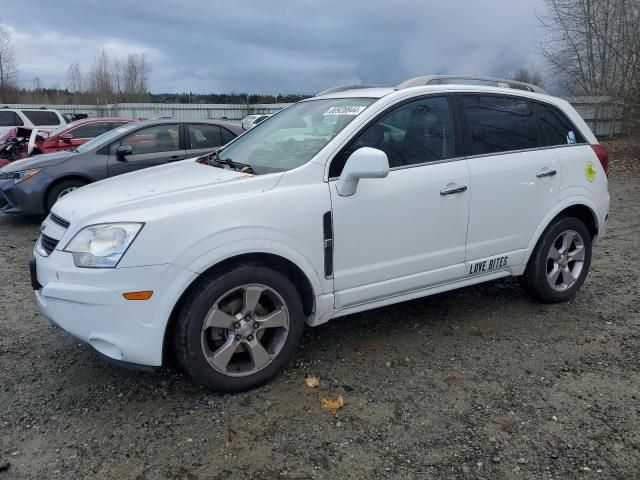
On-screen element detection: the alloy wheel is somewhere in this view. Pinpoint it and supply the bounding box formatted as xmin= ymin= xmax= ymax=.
xmin=546 ymin=229 xmax=586 ymax=292
xmin=57 ymin=186 xmax=78 ymax=199
xmin=200 ymin=284 xmax=290 ymax=377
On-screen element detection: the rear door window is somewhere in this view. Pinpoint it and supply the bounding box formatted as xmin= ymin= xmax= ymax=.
xmin=21 ymin=110 xmax=61 ymax=126
xmin=462 ymin=95 xmax=539 ymax=155
xmin=532 ymin=102 xmax=586 ymax=146
xmin=187 ymin=124 xmax=222 ymax=150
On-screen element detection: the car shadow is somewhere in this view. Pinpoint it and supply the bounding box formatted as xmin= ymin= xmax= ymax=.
xmin=0 ymin=213 xmax=45 ymax=226
xmin=52 ymin=277 xmax=532 ymax=402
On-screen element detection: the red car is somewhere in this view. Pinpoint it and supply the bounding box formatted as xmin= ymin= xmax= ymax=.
xmin=32 ymin=117 xmax=137 ymax=155
xmin=0 ymin=126 xmax=35 ymax=166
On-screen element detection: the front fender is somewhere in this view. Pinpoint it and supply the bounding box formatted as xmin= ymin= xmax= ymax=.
xmin=183 ymin=236 xmax=326 ymax=297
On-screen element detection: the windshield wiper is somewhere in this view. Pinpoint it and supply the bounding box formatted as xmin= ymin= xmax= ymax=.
xmin=198 ymin=150 xmax=255 ymax=174
xmin=217 ymin=157 xmax=255 ymax=174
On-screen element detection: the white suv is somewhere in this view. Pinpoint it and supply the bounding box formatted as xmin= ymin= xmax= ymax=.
xmin=0 ymin=107 xmax=66 ymax=133
xmin=31 ymin=75 xmax=610 ymax=392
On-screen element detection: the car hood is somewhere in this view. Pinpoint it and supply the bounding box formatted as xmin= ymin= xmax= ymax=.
xmin=0 ymin=150 xmax=75 ymax=172
xmin=52 ymin=158 xmax=283 ymax=225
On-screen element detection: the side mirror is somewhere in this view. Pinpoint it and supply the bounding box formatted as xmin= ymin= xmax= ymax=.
xmin=335 ymin=147 xmax=389 ymax=197
xmin=116 ymin=145 xmax=133 ymax=161
xmin=60 ymin=133 xmax=73 ymax=143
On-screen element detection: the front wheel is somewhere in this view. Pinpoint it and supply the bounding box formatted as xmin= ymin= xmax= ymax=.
xmin=45 ymin=179 xmax=88 ymax=213
xmin=174 ymin=263 xmax=305 ymax=392
xmin=520 ymin=216 xmax=592 ymax=303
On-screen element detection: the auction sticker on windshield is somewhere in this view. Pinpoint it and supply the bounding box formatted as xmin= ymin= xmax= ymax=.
xmin=323 ymin=106 xmax=367 ymax=116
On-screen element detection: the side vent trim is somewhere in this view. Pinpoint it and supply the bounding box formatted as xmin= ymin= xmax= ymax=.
xmin=322 ymin=211 xmax=333 ymax=278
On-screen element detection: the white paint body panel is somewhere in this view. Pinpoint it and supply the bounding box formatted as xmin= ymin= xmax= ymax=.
xmin=33 ymin=84 xmax=610 ymax=367
xmin=0 ymin=108 xmax=66 ymax=133
xmin=330 ymin=161 xmax=470 ymax=308
xmin=466 ymin=148 xmax=561 ymax=266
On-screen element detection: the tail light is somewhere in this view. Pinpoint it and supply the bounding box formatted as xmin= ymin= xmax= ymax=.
xmin=591 ymin=144 xmax=609 ymax=177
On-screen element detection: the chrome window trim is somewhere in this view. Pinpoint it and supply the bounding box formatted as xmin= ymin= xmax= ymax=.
xmin=464 ymin=142 xmax=588 ymax=161
xmin=327 ymin=142 xmax=588 ymax=180
xmin=328 ymin=155 xmax=467 ymax=181
xmin=387 ymin=155 xmax=467 ymax=172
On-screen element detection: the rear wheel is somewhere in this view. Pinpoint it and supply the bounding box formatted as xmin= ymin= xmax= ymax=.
xmin=521 ymin=216 xmax=592 ymax=303
xmin=45 ymin=179 xmax=88 ymax=213
xmin=174 ymin=263 xmax=304 ymax=392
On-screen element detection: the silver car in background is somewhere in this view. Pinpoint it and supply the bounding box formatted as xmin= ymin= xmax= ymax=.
xmin=0 ymin=119 xmax=243 ymax=215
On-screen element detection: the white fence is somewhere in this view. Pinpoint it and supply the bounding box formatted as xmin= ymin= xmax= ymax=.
xmin=567 ymin=96 xmax=624 ymax=137
xmin=2 ymin=97 xmax=625 ymax=136
xmin=0 ymin=103 xmax=290 ymax=121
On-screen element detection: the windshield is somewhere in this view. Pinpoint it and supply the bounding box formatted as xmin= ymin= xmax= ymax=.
xmin=0 ymin=128 xmax=15 ymax=143
xmin=75 ymin=123 xmax=138 ymax=153
xmin=219 ymin=98 xmax=376 ymax=173
xmin=46 ymin=121 xmax=79 ymax=138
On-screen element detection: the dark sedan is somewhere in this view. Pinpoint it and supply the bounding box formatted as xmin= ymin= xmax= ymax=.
xmin=0 ymin=119 xmax=243 ymax=215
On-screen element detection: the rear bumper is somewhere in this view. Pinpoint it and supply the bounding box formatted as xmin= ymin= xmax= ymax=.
xmin=594 ymin=190 xmax=610 ymax=245
xmin=595 ymin=213 xmax=609 ymax=245
xmin=33 ymin=248 xmax=198 ymax=366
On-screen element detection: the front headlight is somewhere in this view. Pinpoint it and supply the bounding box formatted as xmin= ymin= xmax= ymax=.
xmin=64 ymin=223 xmax=143 ymax=268
xmin=0 ymin=168 xmax=40 ymax=184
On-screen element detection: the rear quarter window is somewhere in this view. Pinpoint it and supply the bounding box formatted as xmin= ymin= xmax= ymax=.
xmin=220 ymin=127 xmax=236 ymax=144
xmin=463 ymin=95 xmax=540 ymax=155
xmin=532 ymin=102 xmax=586 ymax=146
xmin=21 ymin=110 xmax=61 ymax=126
xmin=71 ymin=122 xmax=113 ymax=138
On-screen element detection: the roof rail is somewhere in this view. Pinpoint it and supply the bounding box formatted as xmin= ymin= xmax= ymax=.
xmin=317 ymin=84 xmax=391 ymax=96
xmin=396 ymin=75 xmax=548 ymax=94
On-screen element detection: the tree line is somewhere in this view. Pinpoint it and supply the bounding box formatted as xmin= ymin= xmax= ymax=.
xmin=65 ymin=50 xmax=151 ymax=103
xmin=0 ymin=26 xmax=309 ymax=105
xmin=0 ymin=87 xmax=309 ymax=106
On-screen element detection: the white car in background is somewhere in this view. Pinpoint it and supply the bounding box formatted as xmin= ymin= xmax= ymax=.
xmin=0 ymin=107 xmax=66 ymax=133
xmin=241 ymin=114 xmax=272 ymax=130
xmin=32 ymin=75 xmax=610 ymax=392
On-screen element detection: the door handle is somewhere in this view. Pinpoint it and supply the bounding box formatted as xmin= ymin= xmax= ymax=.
xmin=168 ymin=155 xmax=182 ymax=162
xmin=536 ymin=169 xmax=557 ymax=178
xmin=440 ymin=185 xmax=468 ymax=196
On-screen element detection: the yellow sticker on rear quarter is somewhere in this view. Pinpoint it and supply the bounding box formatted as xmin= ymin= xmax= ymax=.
xmin=585 ymin=161 xmax=596 ymax=182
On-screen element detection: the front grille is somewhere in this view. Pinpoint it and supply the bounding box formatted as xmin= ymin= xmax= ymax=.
xmin=49 ymin=213 xmax=70 ymax=229
xmin=39 ymin=234 xmax=59 ymax=256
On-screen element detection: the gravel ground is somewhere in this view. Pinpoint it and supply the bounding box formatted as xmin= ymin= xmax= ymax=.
xmin=1 ymin=137 xmax=639 ymax=479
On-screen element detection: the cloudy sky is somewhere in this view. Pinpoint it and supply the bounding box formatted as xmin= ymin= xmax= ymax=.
xmin=0 ymin=0 xmax=547 ymax=94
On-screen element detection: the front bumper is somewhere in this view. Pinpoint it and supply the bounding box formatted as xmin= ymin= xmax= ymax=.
xmin=33 ymin=247 xmax=198 ymax=366
xmin=0 ymin=173 xmax=51 ymax=215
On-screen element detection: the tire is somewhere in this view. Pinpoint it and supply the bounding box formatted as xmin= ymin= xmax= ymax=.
xmin=521 ymin=216 xmax=592 ymax=303
xmin=174 ymin=263 xmax=305 ymax=392
xmin=45 ymin=179 xmax=88 ymax=213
